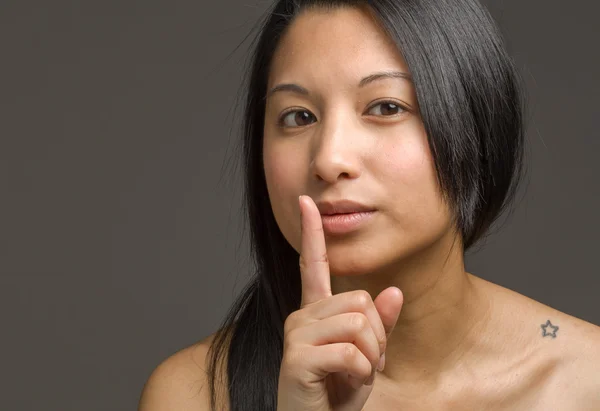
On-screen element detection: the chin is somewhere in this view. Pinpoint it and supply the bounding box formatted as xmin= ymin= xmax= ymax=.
xmin=326 ymin=234 xmax=430 ymax=278
xmin=328 ymin=265 xmax=372 ymax=277
xmin=326 ymin=248 xmax=386 ymax=277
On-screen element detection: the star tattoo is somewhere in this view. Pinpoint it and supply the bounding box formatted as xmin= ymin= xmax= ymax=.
xmin=540 ymin=319 xmax=559 ymax=338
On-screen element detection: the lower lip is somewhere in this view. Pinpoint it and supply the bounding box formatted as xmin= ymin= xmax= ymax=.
xmin=321 ymin=211 xmax=376 ymax=235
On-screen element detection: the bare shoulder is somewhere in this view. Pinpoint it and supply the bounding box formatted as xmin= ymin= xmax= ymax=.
xmin=138 ymin=332 xmax=228 ymax=411
xmin=526 ymin=292 xmax=600 ymax=377
xmin=529 ymin=309 xmax=600 ymax=410
xmin=516 ymin=289 xmax=599 ymax=406
xmin=552 ymin=312 xmax=600 ymax=409
xmin=473 ymin=275 xmax=600 ymax=409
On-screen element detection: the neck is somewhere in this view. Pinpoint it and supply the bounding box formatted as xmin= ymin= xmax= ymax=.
xmin=330 ymin=231 xmax=492 ymax=386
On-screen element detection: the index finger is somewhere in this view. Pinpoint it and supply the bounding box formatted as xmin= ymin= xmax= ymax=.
xmin=299 ymin=195 xmax=332 ymax=307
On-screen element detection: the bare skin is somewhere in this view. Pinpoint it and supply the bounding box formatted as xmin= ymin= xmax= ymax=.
xmin=258 ymin=5 xmax=600 ymax=409
xmin=138 ymin=194 xmax=600 ymax=410
xmin=138 ymin=5 xmax=600 ymax=411
xmin=361 ymin=275 xmax=600 ymax=410
xmin=141 ymin=281 xmax=599 ymax=410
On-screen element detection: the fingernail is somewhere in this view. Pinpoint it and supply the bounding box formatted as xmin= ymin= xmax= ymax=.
xmin=365 ymin=371 xmax=375 ymax=386
xmin=377 ymin=353 xmax=385 ymax=371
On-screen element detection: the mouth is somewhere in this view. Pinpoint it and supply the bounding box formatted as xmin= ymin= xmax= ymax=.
xmin=320 ymin=210 xmax=376 ymax=235
xmin=316 ymin=199 xmax=376 ymax=216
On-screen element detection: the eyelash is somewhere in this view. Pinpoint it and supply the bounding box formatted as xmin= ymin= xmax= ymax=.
xmin=277 ymin=100 xmax=408 ymax=128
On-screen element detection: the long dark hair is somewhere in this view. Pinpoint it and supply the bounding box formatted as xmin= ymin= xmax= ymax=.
xmin=206 ymin=0 xmax=527 ymax=409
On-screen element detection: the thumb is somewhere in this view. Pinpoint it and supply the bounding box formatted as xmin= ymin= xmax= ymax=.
xmin=373 ymin=286 xmax=404 ymax=342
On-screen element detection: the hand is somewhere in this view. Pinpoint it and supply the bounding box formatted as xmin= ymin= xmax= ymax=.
xmin=276 ymin=195 xmax=404 ymax=411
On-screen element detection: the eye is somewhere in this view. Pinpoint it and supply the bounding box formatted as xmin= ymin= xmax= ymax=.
xmin=366 ymin=100 xmax=406 ymax=117
xmin=278 ymin=109 xmax=317 ymax=128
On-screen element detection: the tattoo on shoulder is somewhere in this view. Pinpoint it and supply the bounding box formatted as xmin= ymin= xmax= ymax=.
xmin=540 ymin=319 xmax=559 ymax=338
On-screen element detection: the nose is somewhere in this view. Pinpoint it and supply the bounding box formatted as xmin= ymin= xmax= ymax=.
xmin=310 ymin=115 xmax=363 ymax=183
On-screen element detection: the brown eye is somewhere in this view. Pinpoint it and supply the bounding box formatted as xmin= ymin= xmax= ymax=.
xmin=280 ymin=110 xmax=316 ymax=127
xmin=367 ymin=101 xmax=405 ymax=116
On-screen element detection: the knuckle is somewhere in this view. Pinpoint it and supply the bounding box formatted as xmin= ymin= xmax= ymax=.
xmin=309 ymin=251 xmax=328 ymax=265
xmin=283 ymin=312 xmax=299 ymax=334
xmin=349 ymin=313 xmax=368 ymax=330
xmin=341 ymin=344 xmax=358 ymax=362
xmin=298 ymin=255 xmax=308 ymax=271
xmin=353 ymin=290 xmax=372 ymax=309
xmin=284 ymin=328 xmax=300 ymax=349
xmin=283 ymin=347 xmax=303 ymax=366
xmin=299 ymin=253 xmax=328 ymax=271
xmin=280 ymin=348 xmax=317 ymax=392
xmin=317 ymin=253 xmax=329 ymax=264
xmin=280 ymin=348 xmax=305 ymax=376
xmin=316 ymin=251 xmax=328 ymax=264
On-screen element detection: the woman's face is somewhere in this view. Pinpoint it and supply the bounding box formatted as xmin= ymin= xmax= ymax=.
xmin=263 ymin=6 xmax=455 ymax=277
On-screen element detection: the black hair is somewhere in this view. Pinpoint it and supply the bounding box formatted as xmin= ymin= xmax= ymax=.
xmin=206 ymin=0 xmax=527 ymax=409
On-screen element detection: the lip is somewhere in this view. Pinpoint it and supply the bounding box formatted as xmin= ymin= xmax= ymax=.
xmin=321 ymin=211 xmax=376 ymax=235
xmin=316 ymin=199 xmax=376 ymax=215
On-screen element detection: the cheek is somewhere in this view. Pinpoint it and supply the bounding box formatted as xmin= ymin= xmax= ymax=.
xmin=378 ymin=134 xmax=447 ymax=226
xmin=380 ymin=137 xmax=436 ymax=191
xmin=263 ymin=144 xmax=302 ymax=198
xmin=263 ymin=144 xmax=304 ymax=249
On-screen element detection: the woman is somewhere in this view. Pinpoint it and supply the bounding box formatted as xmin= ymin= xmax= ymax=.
xmin=138 ymin=0 xmax=600 ymax=410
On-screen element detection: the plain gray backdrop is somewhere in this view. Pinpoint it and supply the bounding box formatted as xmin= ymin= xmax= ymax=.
xmin=1 ymin=0 xmax=598 ymax=409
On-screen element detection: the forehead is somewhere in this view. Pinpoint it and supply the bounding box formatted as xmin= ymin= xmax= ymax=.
xmin=268 ymin=6 xmax=410 ymax=87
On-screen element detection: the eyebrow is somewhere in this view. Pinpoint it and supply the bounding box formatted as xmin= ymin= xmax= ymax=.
xmin=266 ymin=70 xmax=413 ymax=99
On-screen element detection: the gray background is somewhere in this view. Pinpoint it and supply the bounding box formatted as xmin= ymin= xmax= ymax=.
xmin=1 ymin=0 xmax=598 ymax=409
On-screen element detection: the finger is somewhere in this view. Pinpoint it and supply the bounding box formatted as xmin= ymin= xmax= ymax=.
xmin=299 ymin=195 xmax=332 ymax=307
xmin=373 ymin=286 xmax=404 ymax=340
xmin=288 ymin=312 xmax=381 ymax=373
xmin=283 ymin=343 xmax=372 ymax=389
xmin=301 ymin=290 xmax=388 ymax=354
